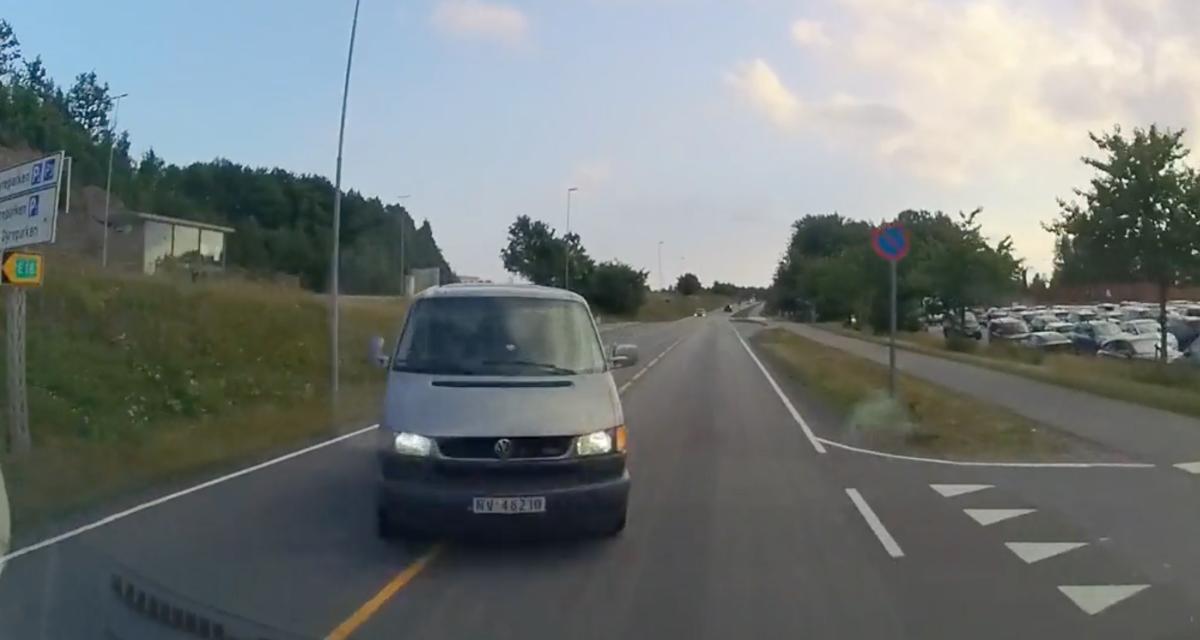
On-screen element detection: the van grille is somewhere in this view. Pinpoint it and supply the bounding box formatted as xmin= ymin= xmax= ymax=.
xmin=436 ymin=436 xmax=572 ymax=460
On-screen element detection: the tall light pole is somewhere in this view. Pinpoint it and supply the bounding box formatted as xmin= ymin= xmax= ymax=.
xmin=101 ymin=92 xmax=129 ymax=268
xmin=564 ymin=186 xmax=578 ymax=289
xmin=330 ymin=0 xmax=362 ymax=402
xmin=396 ymin=194 xmax=411 ymax=295
xmin=657 ymin=240 xmax=664 ymax=292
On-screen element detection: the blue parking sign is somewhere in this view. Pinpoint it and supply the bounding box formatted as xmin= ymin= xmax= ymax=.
xmin=27 ymin=194 xmax=39 ymax=218
xmin=31 ymin=162 xmax=42 ymax=186
xmin=42 ymin=158 xmax=56 ymax=182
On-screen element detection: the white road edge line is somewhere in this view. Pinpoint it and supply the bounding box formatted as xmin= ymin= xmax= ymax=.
xmin=845 ymin=488 xmax=904 ymax=558
xmin=0 ymin=423 xmax=382 ymax=565
xmin=817 ymin=436 xmax=1156 ymax=469
xmin=730 ymin=325 xmax=826 ymax=454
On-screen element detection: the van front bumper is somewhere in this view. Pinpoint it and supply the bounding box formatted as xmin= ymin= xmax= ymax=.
xmin=376 ymin=453 xmax=629 ymax=536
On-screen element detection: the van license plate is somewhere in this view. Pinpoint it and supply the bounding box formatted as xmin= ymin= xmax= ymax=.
xmin=472 ymin=496 xmax=546 ymax=514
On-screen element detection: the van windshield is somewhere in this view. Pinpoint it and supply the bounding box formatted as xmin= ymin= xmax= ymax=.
xmin=393 ymin=296 xmax=606 ymax=376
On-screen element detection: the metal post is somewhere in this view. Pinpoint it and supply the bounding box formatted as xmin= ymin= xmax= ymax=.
xmin=657 ymin=240 xmax=664 ymax=291
xmin=102 ymin=94 xmax=127 ymax=268
xmin=889 ymin=259 xmax=897 ymax=397
xmin=6 ymin=288 xmax=29 ymax=454
xmin=564 ymin=187 xmax=577 ymax=289
xmin=330 ymin=0 xmax=362 ymax=402
xmin=63 ymin=156 xmax=72 ymax=215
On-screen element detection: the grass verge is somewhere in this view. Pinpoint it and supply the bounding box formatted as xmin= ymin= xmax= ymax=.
xmin=1 ymin=259 xmax=405 ymax=535
xmin=819 ymin=323 xmax=1200 ymax=419
xmin=751 ymin=328 xmax=1074 ymax=460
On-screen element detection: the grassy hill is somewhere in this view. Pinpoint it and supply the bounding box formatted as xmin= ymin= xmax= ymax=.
xmin=1 ymin=258 xmax=406 ymax=534
xmin=624 ymin=291 xmax=733 ymax=322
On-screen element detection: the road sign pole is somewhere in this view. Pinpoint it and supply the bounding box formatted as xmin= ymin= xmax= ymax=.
xmin=63 ymin=156 xmax=72 ymax=215
xmin=889 ymin=259 xmax=897 ymax=398
xmin=5 ymin=287 xmax=29 ymax=454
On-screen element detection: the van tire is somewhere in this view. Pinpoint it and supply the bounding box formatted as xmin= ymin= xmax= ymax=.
xmin=377 ymin=509 xmax=399 ymax=540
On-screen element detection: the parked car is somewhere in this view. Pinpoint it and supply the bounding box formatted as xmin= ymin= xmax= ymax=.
xmin=988 ymin=317 xmax=1030 ymax=342
xmin=1022 ymin=331 xmax=1073 ymax=353
xmin=1045 ymin=321 xmax=1075 ymax=335
xmin=1028 ymin=314 xmax=1059 ymax=332
xmin=1069 ymin=320 xmax=1124 ymax=354
xmin=1067 ymin=309 xmax=1099 ymax=323
xmin=943 ymin=311 xmax=983 ymax=339
xmin=1098 ymin=335 xmax=1182 ymax=362
xmin=1120 ymin=319 xmax=1179 ymax=351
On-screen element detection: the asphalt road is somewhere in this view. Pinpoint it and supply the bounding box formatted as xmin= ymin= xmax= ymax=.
xmin=0 ymin=312 xmax=1197 ymax=638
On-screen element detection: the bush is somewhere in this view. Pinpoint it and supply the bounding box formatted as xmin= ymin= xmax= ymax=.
xmin=585 ymin=261 xmax=648 ymax=315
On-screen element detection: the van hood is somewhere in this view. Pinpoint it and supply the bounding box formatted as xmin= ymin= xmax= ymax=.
xmin=382 ymin=371 xmax=623 ymax=437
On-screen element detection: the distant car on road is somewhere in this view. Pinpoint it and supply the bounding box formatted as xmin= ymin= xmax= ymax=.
xmin=1098 ymin=335 xmax=1182 ymax=362
xmin=723 ymin=304 xmax=733 ymax=312
xmin=987 ymin=317 xmax=1030 ymax=342
xmin=1069 ymin=320 xmax=1123 ymax=354
xmin=694 ymin=308 xmax=707 ymax=317
xmin=1022 ymin=331 xmax=1073 ymax=353
xmin=372 ymin=284 xmax=634 ymax=539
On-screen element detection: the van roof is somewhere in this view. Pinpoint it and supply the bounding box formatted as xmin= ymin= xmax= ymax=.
xmin=414 ymin=283 xmax=586 ymax=303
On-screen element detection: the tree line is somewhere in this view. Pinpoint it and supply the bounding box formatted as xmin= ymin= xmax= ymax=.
xmin=769 ymin=209 xmax=1021 ymax=331
xmin=0 ymin=19 xmax=452 ymax=292
xmin=500 ymin=215 xmax=760 ymax=315
xmin=771 ymin=123 xmax=1200 ymax=361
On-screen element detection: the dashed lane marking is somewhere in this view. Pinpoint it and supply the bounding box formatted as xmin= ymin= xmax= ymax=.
xmin=964 ymin=508 xmax=1036 ymax=526
xmin=845 ymin=488 xmax=904 ymax=558
xmin=1173 ymin=461 xmax=1200 ymax=474
xmin=1058 ymin=585 xmax=1150 ymax=615
xmin=616 ymin=337 xmax=683 ymax=395
xmin=930 ymin=483 xmax=992 ymax=497
xmin=1004 ymin=542 xmax=1088 ymax=564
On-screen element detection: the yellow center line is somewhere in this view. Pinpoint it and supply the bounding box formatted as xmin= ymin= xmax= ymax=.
xmin=324 ymin=544 xmax=444 ymax=640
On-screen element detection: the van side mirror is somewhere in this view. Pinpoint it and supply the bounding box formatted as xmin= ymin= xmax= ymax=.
xmin=369 ymin=336 xmax=389 ymax=369
xmin=610 ymin=344 xmax=638 ymax=369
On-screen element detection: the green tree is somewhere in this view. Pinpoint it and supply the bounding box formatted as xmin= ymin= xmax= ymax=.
xmin=18 ymin=56 xmax=54 ymax=100
xmin=500 ymin=215 xmax=595 ymax=290
xmin=710 ymin=281 xmax=738 ymax=296
xmin=1047 ymin=125 xmax=1200 ymax=360
xmin=676 ymin=272 xmax=702 ymax=295
xmin=66 ymin=71 xmax=112 ymax=139
xmin=0 ymin=19 xmax=19 ymax=81
xmin=587 ymin=261 xmax=648 ymax=315
xmin=911 ymin=208 xmax=1022 ymax=331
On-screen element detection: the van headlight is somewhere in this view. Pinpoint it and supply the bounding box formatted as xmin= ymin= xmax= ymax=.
xmin=392 ymin=432 xmax=434 ymax=457
xmin=575 ymin=426 xmax=627 ymax=456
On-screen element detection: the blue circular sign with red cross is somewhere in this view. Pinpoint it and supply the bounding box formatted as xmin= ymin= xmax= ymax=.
xmin=871 ymin=223 xmax=909 ymax=261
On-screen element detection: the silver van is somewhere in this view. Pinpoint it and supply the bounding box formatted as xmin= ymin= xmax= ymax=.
xmin=372 ymin=284 xmax=638 ymax=538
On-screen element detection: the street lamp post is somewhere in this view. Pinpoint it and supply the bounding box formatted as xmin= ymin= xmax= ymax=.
xmin=657 ymin=241 xmax=664 ymax=292
xmin=101 ymin=92 xmax=129 ymax=268
xmin=330 ymin=0 xmax=362 ymax=402
xmin=396 ymin=194 xmax=410 ymax=295
xmin=564 ymin=187 xmax=578 ymax=289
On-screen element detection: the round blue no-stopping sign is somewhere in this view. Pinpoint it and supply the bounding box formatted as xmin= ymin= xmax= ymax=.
xmin=871 ymin=224 xmax=909 ymax=261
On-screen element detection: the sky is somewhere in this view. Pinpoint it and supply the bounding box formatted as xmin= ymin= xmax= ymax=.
xmin=8 ymin=0 xmax=1200 ymax=286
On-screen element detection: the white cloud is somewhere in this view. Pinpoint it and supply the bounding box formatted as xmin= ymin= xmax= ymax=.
xmin=725 ymin=59 xmax=801 ymax=129
xmin=790 ymin=19 xmax=831 ymax=48
xmin=431 ymin=0 xmax=529 ymax=48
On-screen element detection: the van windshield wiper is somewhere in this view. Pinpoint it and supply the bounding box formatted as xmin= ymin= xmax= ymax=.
xmin=391 ymin=359 xmax=480 ymax=375
xmin=480 ymin=359 xmax=578 ymax=375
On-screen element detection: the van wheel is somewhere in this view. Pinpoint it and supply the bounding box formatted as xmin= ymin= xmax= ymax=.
xmin=377 ymin=509 xmax=399 ymax=540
